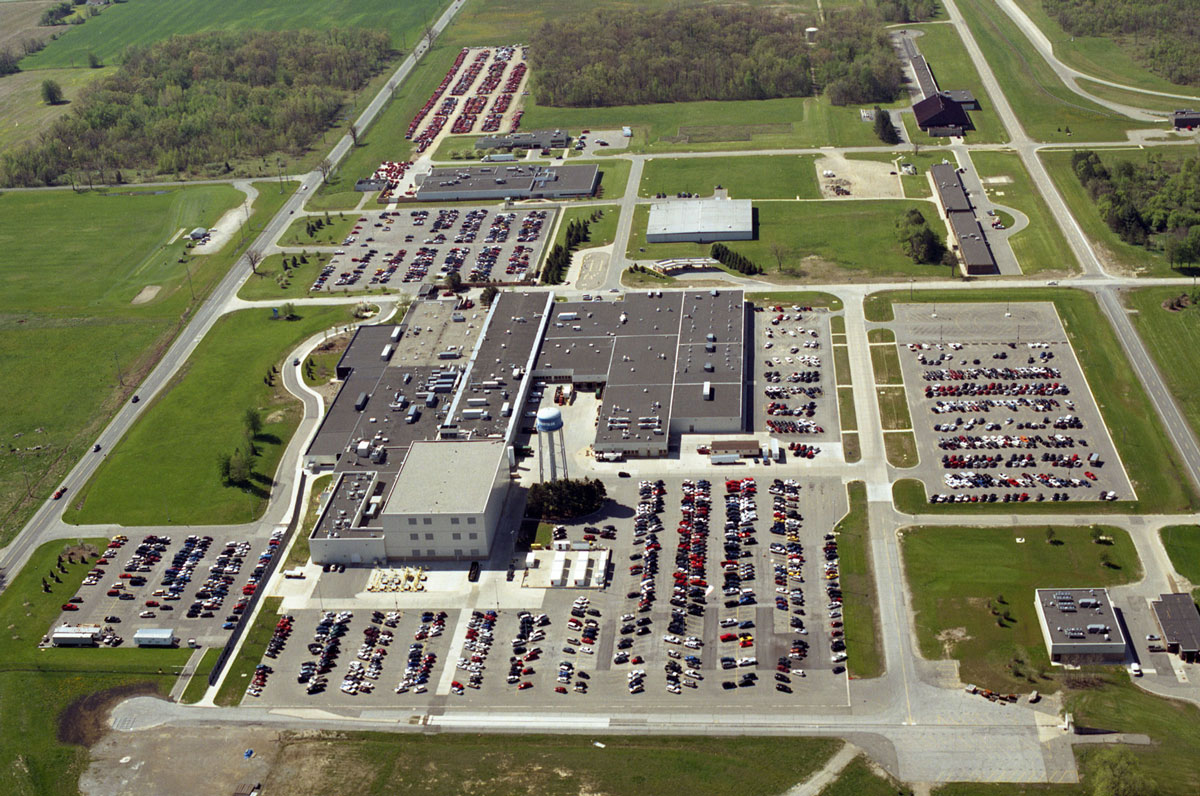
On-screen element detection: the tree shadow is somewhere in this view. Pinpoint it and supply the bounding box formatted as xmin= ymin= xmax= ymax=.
xmin=254 ymin=433 xmax=281 ymax=446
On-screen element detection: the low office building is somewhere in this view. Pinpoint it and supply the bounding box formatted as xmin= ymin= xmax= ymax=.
xmin=930 ymin=163 xmax=997 ymax=275
xmin=475 ymin=129 xmax=569 ymax=150
xmin=646 ymin=199 xmax=753 ymax=244
xmin=1152 ymin=593 xmax=1200 ymax=662
xmin=1035 ymin=588 xmax=1128 ymax=664
xmin=414 ymin=164 xmax=598 ymax=202
xmin=1173 ymin=110 xmax=1200 ymax=130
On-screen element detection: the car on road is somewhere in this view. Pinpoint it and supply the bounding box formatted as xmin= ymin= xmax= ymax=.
xmin=52 ymin=487 xmax=67 ymax=500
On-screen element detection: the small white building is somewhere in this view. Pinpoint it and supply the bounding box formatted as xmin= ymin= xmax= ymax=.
xmin=133 ymin=628 xmax=177 ymax=647
xmin=1035 ymin=588 xmax=1127 ymax=664
xmin=188 ymin=227 xmax=208 ymax=241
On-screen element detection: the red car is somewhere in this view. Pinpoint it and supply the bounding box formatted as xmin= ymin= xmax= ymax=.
xmin=52 ymin=487 xmax=67 ymax=500
xmin=145 ymin=600 xmax=159 ymax=607
xmin=61 ymin=603 xmax=79 ymax=611
xmin=720 ymin=633 xmax=737 ymax=642
xmin=517 ymin=682 xmax=533 ymax=690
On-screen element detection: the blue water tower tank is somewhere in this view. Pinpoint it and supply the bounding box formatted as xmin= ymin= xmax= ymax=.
xmin=535 ymin=406 xmax=564 ymax=433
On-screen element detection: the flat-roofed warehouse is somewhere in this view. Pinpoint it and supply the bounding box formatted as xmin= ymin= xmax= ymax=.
xmin=533 ymin=289 xmax=747 ymax=458
xmin=475 ymin=129 xmax=569 ymax=150
xmin=1035 ymin=588 xmax=1128 ymax=664
xmin=415 ymin=164 xmax=598 ymax=202
xmin=646 ymin=199 xmax=753 ymax=244
xmin=1152 ymin=593 xmax=1200 ymax=662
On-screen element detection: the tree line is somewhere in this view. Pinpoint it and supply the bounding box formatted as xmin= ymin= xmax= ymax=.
xmin=526 ymin=477 xmax=608 ymax=521
xmin=542 ymin=212 xmax=604 ymax=284
xmin=1043 ymin=0 xmax=1200 ymax=86
xmin=895 ymin=207 xmax=951 ymax=265
xmin=530 ymin=6 xmax=901 ymax=108
xmin=875 ymin=0 xmax=941 ymax=24
xmin=1 ymin=29 xmax=394 ymax=187
xmin=1072 ymin=150 xmax=1200 ymax=264
xmin=710 ymin=242 xmax=762 ymax=275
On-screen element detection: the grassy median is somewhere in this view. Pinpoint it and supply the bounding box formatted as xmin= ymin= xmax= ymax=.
xmin=835 ymin=482 xmax=883 ymax=679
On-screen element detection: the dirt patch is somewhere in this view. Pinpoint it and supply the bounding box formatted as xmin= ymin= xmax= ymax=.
xmin=130 ymin=285 xmax=161 ymax=305
xmin=936 ymin=626 xmax=971 ymax=656
xmin=265 ymin=409 xmax=287 ymax=424
xmin=816 ymin=154 xmax=904 ymax=199
xmin=1162 ymin=293 xmax=1193 ymax=312
xmin=58 ymin=682 xmax=163 ymax=747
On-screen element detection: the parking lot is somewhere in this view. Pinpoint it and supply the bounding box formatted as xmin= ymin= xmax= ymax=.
xmin=243 ymin=472 xmax=853 ymax=709
xmin=889 ymin=302 xmax=1134 ymax=504
xmin=49 ymin=523 xmax=289 ymax=649
xmin=297 ymin=205 xmax=557 ymax=292
xmin=749 ymin=303 xmax=840 ymax=454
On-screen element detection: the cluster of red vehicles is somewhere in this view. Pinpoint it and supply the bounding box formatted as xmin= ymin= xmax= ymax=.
xmin=406 ymin=48 xmax=470 ymax=145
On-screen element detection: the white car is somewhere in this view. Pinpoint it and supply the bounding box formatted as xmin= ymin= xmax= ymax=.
xmin=1128 ymin=662 xmax=1142 ymax=677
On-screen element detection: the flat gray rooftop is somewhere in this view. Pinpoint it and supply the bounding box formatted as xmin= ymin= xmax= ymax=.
xmin=931 ymin=163 xmax=971 ymax=213
xmin=384 ymin=439 xmax=506 ymax=515
xmin=948 ymin=210 xmax=996 ymax=269
xmin=1153 ymin=593 xmax=1200 ymax=654
xmin=416 ymin=164 xmax=598 ymax=200
xmin=647 ymin=199 xmax=753 ymax=237
xmin=1036 ymin=588 xmax=1126 ymax=647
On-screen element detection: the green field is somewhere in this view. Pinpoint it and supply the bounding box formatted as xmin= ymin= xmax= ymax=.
xmin=954 ymin=0 xmax=1159 ymax=143
xmin=0 ymin=538 xmax=190 ymax=796
xmin=522 ymin=94 xmax=901 ymax=155
xmin=903 ymin=524 xmax=1140 ymax=692
xmin=20 ymin=0 xmax=448 ymax=68
xmin=968 ymin=150 xmax=1080 ymax=275
xmin=628 ymin=200 xmax=953 ymax=282
xmin=744 ymin=291 xmax=843 ymax=311
xmin=64 ymin=306 xmax=354 ymax=526
xmin=819 ymin=756 xmax=900 ymax=796
xmin=0 ymin=67 xmax=114 ymax=156
xmin=587 ymin=158 xmax=633 ymax=200
xmin=1160 ymin=525 xmax=1200 ymax=588
xmin=179 ymin=647 xmax=222 ymax=705
xmin=838 ymin=387 xmax=858 ymax=432
xmin=638 ymin=155 xmax=820 ymax=199
xmin=835 ymin=481 xmax=883 ymax=679
xmin=1126 ymin=287 xmax=1200 ymax=446
xmin=869 ymin=287 xmax=1200 ymax=515
xmin=553 ymin=205 xmax=620 ymax=250
xmin=1077 ymin=79 xmax=1198 ymax=115
xmin=238 ymin=252 xmax=335 ymax=301
xmin=833 ymin=345 xmax=852 ymax=387
xmin=907 ymin=22 xmax=1008 ymax=144
xmin=1011 ymin=0 xmax=1200 ymax=97
xmin=215 ymin=596 xmax=283 ymax=706
xmin=0 ymin=184 xmax=268 ymax=544
xmin=866 ymin=328 xmax=894 ymax=343
xmin=869 ymin=343 xmax=902 ymax=385
xmin=621 ymin=266 xmax=677 ymax=288
xmin=884 ymin=431 xmax=918 ymax=467
xmin=279 ymin=213 xmax=361 ymax=247
xmin=842 ymin=432 xmax=861 ymax=463
xmin=264 ymin=732 xmax=842 ymax=796
xmin=876 ymin=387 xmax=912 ymax=430
xmin=1040 ymin=149 xmax=1195 ymax=277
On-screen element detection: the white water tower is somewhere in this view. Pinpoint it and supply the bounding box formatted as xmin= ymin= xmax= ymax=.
xmin=535 ymin=406 xmax=568 ymax=481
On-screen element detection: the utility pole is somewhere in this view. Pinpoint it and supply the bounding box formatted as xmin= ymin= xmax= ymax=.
xmin=184 ymin=260 xmax=195 ymax=301
xmin=114 ymin=352 xmax=124 ymax=387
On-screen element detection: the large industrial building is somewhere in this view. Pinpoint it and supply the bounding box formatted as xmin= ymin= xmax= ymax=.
xmin=1035 ymin=588 xmax=1128 ymax=664
xmin=534 ymin=290 xmax=747 ymax=458
xmin=414 ymin=164 xmax=598 ymax=202
xmin=304 ymin=287 xmax=747 ymax=563
xmin=646 ymin=199 xmax=754 ymax=244
xmin=475 ymin=129 xmax=570 ymax=150
xmin=305 ymin=292 xmax=552 ymax=564
xmin=930 ymin=162 xmax=997 ymax=275
xmin=903 ymin=36 xmax=979 ymax=137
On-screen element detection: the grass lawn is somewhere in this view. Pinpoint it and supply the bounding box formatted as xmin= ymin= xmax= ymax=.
xmin=1159 ymin=525 xmax=1200 ymax=586
xmin=830 ymin=315 xmax=845 ymax=334
xmin=63 ymin=306 xmax=354 ymax=526
xmin=884 ymin=431 xmax=918 ymax=467
xmin=1041 ymin=148 xmax=1196 ymax=278
xmin=238 ymin=252 xmax=334 ymax=301
xmin=215 ymin=596 xmax=283 ymax=707
xmin=0 ymin=67 xmax=114 ymax=156
xmin=833 ymin=345 xmax=852 ymax=387
xmin=867 ymin=328 xmax=894 ymax=343
xmin=835 ymin=481 xmax=883 ymax=679
xmin=954 ymin=0 xmax=1159 ymax=143
xmin=264 ymin=732 xmax=842 ymax=796
xmin=902 ymin=523 xmax=1140 ymax=692
xmin=20 ymin=0 xmax=448 ymax=68
xmin=868 ymin=287 xmax=1200 ymax=514
xmin=278 ymin=213 xmax=361 ymax=247
xmin=1011 ymin=0 xmax=1200 ymax=97
xmin=179 ymin=647 xmax=222 ymax=705
xmin=876 ymin=387 xmax=912 ymax=430
xmin=301 ymin=333 xmax=352 ymax=388
xmin=621 ymin=267 xmax=678 ymax=288
xmin=285 ymin=473 xmax=334 ymax=569
xmin=869 ymin=343 xmax=902 ymax=384
xmin=968 ymin=150 xmax=1080 ymax=275
xmin=842 ymin=432 xmax=861 ymax=463
xmin=0 ymin=538 xmax=190 ymax=795
xmin=1125 ymin=288 xmax=1200 ymax=445
xmin=521 ymin=93 xmax=898 ymax=154
xmin=553 ymin=205 xmax=620 ymax=250
xmin=534 ymin=521 xmax=555 ymax=548
xmin=906 ymin=22 xmax=1009 ymax=144
xmin=819 ymin=756 xmax=899 ymax=796
xmin=0 ymin=183 xmax=274 ymax=545
xmin=638 ymin=155 xmax=820 ymax=199
xmin=838 ymin=387 xmax=858 ymax=432
xmin=628 ymin=200 xmax=953 ymax=282
xmin=1077 ymin=79 xmax=1198 ymax=114
xmin=745 ymin=291 xmax=843 ymax=311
